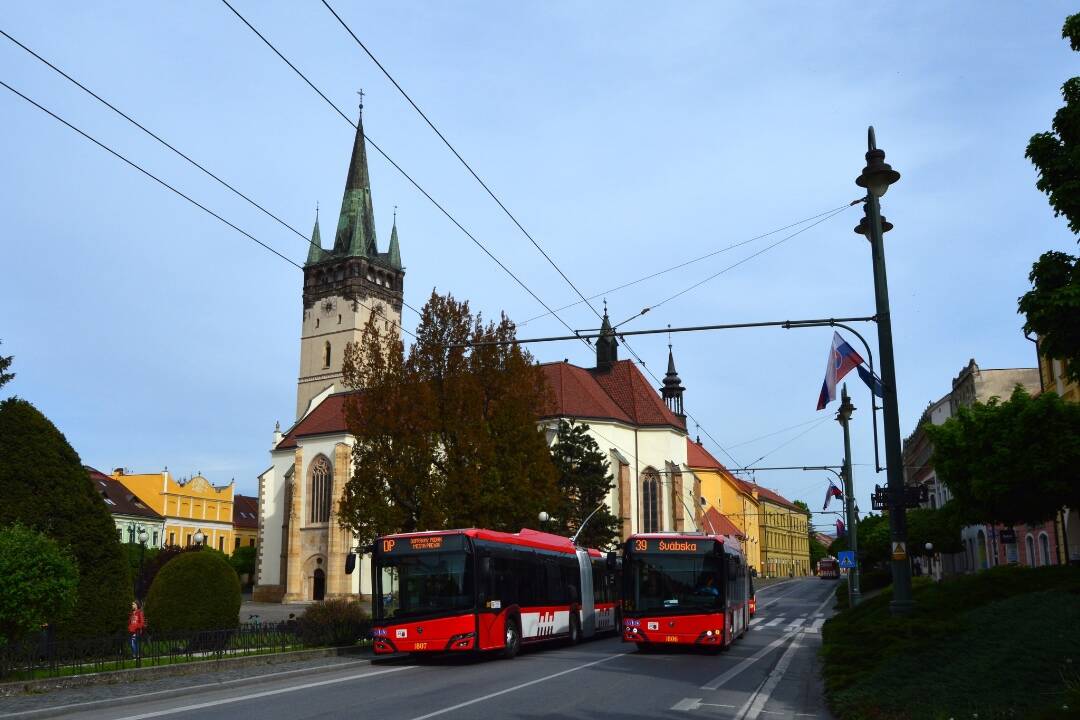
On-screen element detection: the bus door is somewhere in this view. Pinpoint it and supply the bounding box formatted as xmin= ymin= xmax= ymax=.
xmin=576 ymin=548 xmax=595 ymax=637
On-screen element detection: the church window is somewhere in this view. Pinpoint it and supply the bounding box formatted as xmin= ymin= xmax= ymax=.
xmin=338 ymin=314 xmax=342 ymax=325
xmin=323 ymin=341 xmax=331 ymax=368
xmin=309 ymin=456 xmax=332 ymax=523
xmin=642 ymin=469 xmax=660 ymax=533
xmin=316 ymin=318 xmax=320 ymax=329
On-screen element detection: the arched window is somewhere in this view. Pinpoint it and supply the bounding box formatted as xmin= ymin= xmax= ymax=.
xmin=642 ymin=469 xmax=660 ymax=533
xmin=309 ymin=456 xmax=332 ymax=523
xmin=323 ymin=341 xmax=331 ymax=368
xmin=1025 ymin=534 xmax=1035 ymax=566
xmin=1039 ymin=532 xmax=1051 ymax=567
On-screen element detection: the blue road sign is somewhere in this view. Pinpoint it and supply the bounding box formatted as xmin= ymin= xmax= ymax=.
xmin=838 ymin=551 xmax=856 ymax=569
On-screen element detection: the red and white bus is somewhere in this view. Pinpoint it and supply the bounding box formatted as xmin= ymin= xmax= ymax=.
xmin=370 ymin=528 xmax=619 ymax=658
xmin=817 ymin=557 xmax=840 ymax=579
xmin=621 ymin=532 xmax=753 ymax=652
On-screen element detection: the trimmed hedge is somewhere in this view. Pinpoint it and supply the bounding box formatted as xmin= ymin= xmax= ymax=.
xmin=145 ymin=550 xmax=240 ymax=632
xmin=297 ymin=599 xmax=369 ymax=647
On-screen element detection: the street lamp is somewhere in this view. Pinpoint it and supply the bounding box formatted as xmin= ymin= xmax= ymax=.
xmin=855 ymin=126 xmax=912 ymax=615
xmin=136 ymin=527 xmax=149 ymax=599
xmin=836 ymin=385 xmax=861 ymax=606
xmin=193 ymin=529 xmax=206 ymax=548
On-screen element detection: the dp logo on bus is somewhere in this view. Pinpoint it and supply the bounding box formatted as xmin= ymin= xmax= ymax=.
xmin=382 ymin=539 xmax=396 ymax=553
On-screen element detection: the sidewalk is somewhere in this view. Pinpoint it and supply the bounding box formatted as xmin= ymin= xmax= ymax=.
xmin=238 ymin=598 xmax=373 ymax=624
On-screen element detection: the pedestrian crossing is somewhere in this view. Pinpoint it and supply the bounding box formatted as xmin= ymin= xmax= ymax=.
xmin=748 ymin=614 xmax=826 ymax=633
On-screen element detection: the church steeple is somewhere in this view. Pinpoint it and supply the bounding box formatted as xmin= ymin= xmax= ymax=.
xmin=596 ymin=303 xmax=618 ymax=370
xmin=387 ymin=212 xmax=402 ymax=269
xmin=661 ymin=344 xmax=686 ymax=417
xmin=334 ymin=108 xmax=378 ymax=258
xmin=305 ymin=209 xmax=325 ymax=265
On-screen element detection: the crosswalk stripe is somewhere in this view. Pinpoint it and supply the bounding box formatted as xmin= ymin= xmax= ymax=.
xmin=764 ymin=618 xmax=783 ymax=627
xmin=808 ymin=618 xmax=826 ymax=633
xmin=749 ymin=617 xmax=762 ymax=626
xmin=785 ymin=618 xmax=806 ymax=631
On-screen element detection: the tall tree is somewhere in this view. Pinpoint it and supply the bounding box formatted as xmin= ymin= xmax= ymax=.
xmin=1021 ymin=14 xmax=1080 ymax=381
xmin=925 ymin=386 xmax=1080 ymax=526
xmin=0 ymin=340 xmax=13 ymax=389
xmin=338 ymin=291 xmax=559 ymax=546
xmin=550 ymin=420 xmax=621 ymax=550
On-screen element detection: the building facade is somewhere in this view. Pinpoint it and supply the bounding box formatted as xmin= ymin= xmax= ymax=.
xmin=233 ymin=494 xmax=259 ymax=551
xmin=88 ymin=467 xmax=165 ymax=548
xmin=112 ymin=468 xmax=235 ymax=553
xmin=1036 ymin=348 xmax=1080 ymax=565
xmin=756 ymin=486 xmax=811 ymax=577
xmin=686 ymin=438 xmax=761 ymax=573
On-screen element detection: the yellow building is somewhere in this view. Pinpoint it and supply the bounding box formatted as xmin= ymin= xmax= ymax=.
xmin=687 ymin=439 xmax=762 ymax=574
xmin=112 ymin=469 xmax=235 ymax=554
xmin=754 ymin=485 xmax=811 ymax=577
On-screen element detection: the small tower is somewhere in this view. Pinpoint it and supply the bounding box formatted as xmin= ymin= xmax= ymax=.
xmin=596 ymin=305 xmax=618 ymax=370
xmin=661 ymin=344 xmax=686 ymax=417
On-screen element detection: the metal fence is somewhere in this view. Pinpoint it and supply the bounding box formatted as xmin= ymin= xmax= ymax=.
xmin=0 ymin=622 xmax=302 ymax=682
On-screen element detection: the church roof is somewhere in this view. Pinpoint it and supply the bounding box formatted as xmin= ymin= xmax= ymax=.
xmin=702 ymin=506 xmax=745 ymax=539
xmin=233 ymin=494 xmax=259 ymax=529
xmin=86 ymin=467 xmax=162 ymax=520
xmin=539 ymin=359 xmax=686 ymax=430
xmin=276 ymin=392 xmax=354 ymax=450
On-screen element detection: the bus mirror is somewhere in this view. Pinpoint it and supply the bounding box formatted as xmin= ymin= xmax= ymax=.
xmin=345 ymin=552 xmax=356 ymax=575
xmin=606 ymin=551 xmax=617 ymax=570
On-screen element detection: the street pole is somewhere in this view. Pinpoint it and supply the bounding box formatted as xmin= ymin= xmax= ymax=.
xmin=837 ymin=384 xmax=861 ymax=606
xmin=856 ymin=126 xmax=913 ymax=615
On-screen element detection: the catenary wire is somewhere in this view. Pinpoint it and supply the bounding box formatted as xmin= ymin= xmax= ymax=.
xmin=0 ymin=78 xmax=420 ymax=340
xmin=220 ymin=0 xmax=590 ymax=350
xmin=746 ymin=417 xmax=833 ymax=468
xmin=320 ymin=0 xmax=605 ymax=324
xmin=726 ymin=416 xmax=831 ymax=449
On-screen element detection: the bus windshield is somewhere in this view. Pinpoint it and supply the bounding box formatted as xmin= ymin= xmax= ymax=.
xmin=376 ymin=550 xmax=475 ymax=621
xmin=626 ymin=553 xmax=723 ymax=614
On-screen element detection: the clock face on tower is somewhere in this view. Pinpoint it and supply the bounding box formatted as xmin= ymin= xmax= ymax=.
xmin=321 ymin=299 xmax=337 ymax=316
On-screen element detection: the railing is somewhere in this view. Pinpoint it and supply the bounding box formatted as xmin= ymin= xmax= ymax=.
xmin=0 ymin=622 xmax=303 ymax=682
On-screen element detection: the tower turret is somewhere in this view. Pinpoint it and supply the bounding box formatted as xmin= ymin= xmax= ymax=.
xmin=596 ymin=306 xmax=619 ymax=370
xmin=661 ymin=344 xmax=686 ymax=417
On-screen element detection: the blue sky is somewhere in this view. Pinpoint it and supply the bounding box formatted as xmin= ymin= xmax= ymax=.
xmin=2 ymin=2 xmax=1075 ymax=528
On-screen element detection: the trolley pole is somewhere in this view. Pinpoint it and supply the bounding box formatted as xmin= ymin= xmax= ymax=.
xmin=837 ymin=384 xmax=861 ymax=606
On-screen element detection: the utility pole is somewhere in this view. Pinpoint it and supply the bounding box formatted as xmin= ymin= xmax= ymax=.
xmin=837 ymin=384 xmax=861 ymax=606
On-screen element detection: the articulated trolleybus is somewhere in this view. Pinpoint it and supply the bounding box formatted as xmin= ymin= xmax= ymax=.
xmin=371 ymin=528 xmax=618 ymax=658
xmin=621 ymin=532 xmax=753 ymax=652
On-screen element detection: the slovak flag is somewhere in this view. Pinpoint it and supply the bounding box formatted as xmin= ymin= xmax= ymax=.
xmin=816 ymin=332 xmax=866 ymax=410
xmin=823 ymin=481 xmax=844 ymax=511
xmin=835 ymin=518 xmax=846 ymax=538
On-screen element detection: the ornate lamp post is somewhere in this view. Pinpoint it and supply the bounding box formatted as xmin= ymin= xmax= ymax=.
xmin=855 ymin=126 xmax=912 ymax=615
xmin=136 ymin=527 xmax=149 ymax=599
xmin=837 ymin=385 xmax=861 ymax=606
xmin=193 ymin=529 xmax=206 ymax=548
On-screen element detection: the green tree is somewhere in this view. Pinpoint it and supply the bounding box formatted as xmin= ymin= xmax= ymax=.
xmin=1021 ymin=14 xmax=1080 ymax=381
xmin=829 ymin=513 xmax=891 ymax=569
xmin=0 ymin=398 xmax=132 ymax=637
xmin=339 ymin=291 xmax=559 ymax=545
xmin=229 ymin=545 xmax=257 ymax=585
xmin=0 ymin=340 xmax=13 ymax=389
xmin=550 ymin=420 xmax=621 ymax=549
xmin=809 ymin=535 xmax=828 ymax=569
xmin=0 ymin=523 xmax=78 ymax=644
xmin=904 ymin=503 xmax=965 ymax=555
xmin=925 ymin=386 xmax=1080 ymax=525
xmin=145 ymin=551 xmax=240 ymax=632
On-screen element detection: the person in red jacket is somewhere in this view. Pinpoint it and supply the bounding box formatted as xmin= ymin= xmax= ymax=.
xmin=128 ymin=600 xmax=146 ymax=657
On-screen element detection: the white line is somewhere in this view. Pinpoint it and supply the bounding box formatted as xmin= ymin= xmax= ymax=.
xmin=109 ymin=666 xmax=413 ymax=720
xmin=737 ymin=632 xmax=807 ymax=719
xmin=764 ymin=618 xmax=783 ymax=627
xmin=786 ymin=618 xmax=806 ymax=631
xmin=809 ymin=618 xmax=825 ymax=633
xmin=749 ymin=617 xmax=762 ymax=626
xmin=671 ymin=698 xmax=702 ymax=711
xmin=406 ymin=652 xmax=628 ymax=720
xmin=0 ymin=658 xmax=376 ymax=719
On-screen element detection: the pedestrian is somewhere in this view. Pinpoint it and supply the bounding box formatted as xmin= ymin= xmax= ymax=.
xmin=128 ymin=600 xmax=146 ymax=657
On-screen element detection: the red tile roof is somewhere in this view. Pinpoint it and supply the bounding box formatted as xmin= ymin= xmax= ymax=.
xmin=750 ymin=484 xmax=801 ymax=511
xmin=702 ymin=507 xmax=745 ymax=538
xmin=276 ymin=392 xmax=354 ymax=449
xmin=233 ymin=494 xmax=259 ymax=528
xmin=540 ymin=359 xmax=685 ymax=430
xmin=686 ymin=438 xmax=724 ymax=470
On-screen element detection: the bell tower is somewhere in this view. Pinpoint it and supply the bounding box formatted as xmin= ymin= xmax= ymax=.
xmin=296 ymin=107 xmax=404 ymax=418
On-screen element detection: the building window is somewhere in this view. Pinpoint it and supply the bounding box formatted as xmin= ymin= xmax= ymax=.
xmin=219 ymin=536 xmax=225 ymax=552
xmin=1026 ymin=534 xmax=1035 ymax=566
xmin=116 ymin=528 xmax=122 ymax=541
xmin=127 ymin=526 xmax=135 ymax=544
xmin=316 ymin=318 xmax=320 ymax=328
xmin=169 ymin=531 xmax=175 ymax=546
xmin=153 ymin=531 xmax=159 ymax=546
xmin=337 ymin=314 xmax=342 ymax=325
xmin=235 ymin=537 xmax=241 ymax=550
xmin=323 ymin=341 xmax=331 ymax=368
xmin=1039 ymin=532 xmax=1051 ymax=567
xmin=641 ymin=469 xmax=660 ymax=533
xmin=186 ymin=533 xmax=192 ymax=547
xmin=309 ymin=456 xmax=332 ymax=523
xmin=249 ymin=538 xmax=255 ymax=547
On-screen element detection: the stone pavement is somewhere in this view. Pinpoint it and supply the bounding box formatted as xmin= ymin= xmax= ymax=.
xmin=238 ymin=598 xmax=372 ymax=625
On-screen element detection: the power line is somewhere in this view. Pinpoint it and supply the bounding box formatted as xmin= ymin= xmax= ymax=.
xmin=320 ymin=0 xmax=604 ymax=324
xmin=518 ymin=202 xmax=854 ymax=327
xmin=0 ymin=78 xmax=419 ymax=341
xmin=746 ymin=417 xmax=833 ymax=467
xmin=613 ymin=203 xmax=859 ymax=329
xmin=726 ymin=416 xmax=831 ymax=449
xmin=220 ymin=0 xmax=588 ymax=349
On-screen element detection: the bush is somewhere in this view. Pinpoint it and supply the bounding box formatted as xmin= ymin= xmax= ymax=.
xmin=297 ymin=599 xmax=370 ymax=647
xmin=145 ymin=550 xmax=240 ymax=632
xmin=0 ymin=398 xmax=132 ymax=638
xmin=229 ymin=545 xmax=257 ymax=586
xmin=0 ymin=523 xmax=79 ymax=643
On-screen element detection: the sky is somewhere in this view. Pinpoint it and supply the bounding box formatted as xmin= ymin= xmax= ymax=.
xmin=2 ymin=2 xmax=1076 ymax=532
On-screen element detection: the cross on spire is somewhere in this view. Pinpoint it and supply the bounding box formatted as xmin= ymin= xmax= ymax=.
xmin=357 ymin=88 xmax=365 ymax=114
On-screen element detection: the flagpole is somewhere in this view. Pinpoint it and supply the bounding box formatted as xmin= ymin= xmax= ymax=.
xmin=838 ymin=384 xmax=861 ymax=605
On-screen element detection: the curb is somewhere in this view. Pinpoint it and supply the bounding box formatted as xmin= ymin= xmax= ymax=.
xmin=0 ymin=645 xmax=371 ymax=700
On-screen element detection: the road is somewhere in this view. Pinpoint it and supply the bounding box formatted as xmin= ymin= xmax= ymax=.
xmin=2 ymin=579 xmax=837 ymax=720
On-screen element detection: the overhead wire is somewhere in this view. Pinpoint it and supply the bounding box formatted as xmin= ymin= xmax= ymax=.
xmin=0 ymin=78 xmax=420 ymax=340
xmin=746 ymin=417 xmax=833 ymax=468
xmin=726 ymin=416 xmax=831 ymax=449
xmin=219 ymin=0 xmax=591 ymax=351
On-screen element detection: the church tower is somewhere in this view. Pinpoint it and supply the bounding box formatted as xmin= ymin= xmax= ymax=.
xmin=296 ymin=109 xmax=404 ymax=418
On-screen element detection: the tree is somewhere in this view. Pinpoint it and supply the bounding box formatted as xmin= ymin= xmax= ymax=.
xmin=0 ymin=398 xmax=132 ymax=638
xmin=829 ymin=513 xmax=890 ymax=569
xmin=550 ymin=420 xmax=621 ymax=549
xmin=1021 ymin=14 xmax=1080 ymax=381
xmin=229 ymin=545 xmax=257 ymax=586
xmin=809 ymin=535 xmax=828 ymax=569
xmin=145 ymin=551 xmax=240 ymax=632
xmin=0 ymin=523 xmax=78 ymax=644
xmin=0 ymin=340 xmax=13 ymax=389
xmin=904 ymin=503 xmax=965 ymax=555
xmin=338 ymin=291 xmax=560 ymax=546
xmin=926 ymin=386 xmax=1080 ymax=525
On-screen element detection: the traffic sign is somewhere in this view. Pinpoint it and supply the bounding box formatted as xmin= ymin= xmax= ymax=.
xmin=891 ymin=541 xmax=907 ymax=560
xmin=838 ymin=550 xmax=856 ymax=569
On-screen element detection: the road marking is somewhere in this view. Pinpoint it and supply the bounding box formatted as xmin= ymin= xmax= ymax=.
xmin=108 ymin=666 xmax=413 ymax=720
xmin=0 ymin=658 xmax=377 ymax=719
xmin=735 ymin=631 xmax=810 ymax=719
xmin=808 ymin=618 xmax=825 ymax=633
xmin=785 ymin=618 xmax=806 ymax=631
xmin=405 ymin=651 xmax=628 ymax=720
xmin=700 ymin=590 xmax=833 ymax=691
xmin=671 ymin=698 xmax=702 ymax=711
xmin=749 ymin=617 xmax=762 ymax=626
xmin=764 ymin=618 xmax=783 ymax=627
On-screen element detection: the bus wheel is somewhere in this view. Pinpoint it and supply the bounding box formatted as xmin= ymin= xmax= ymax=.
xmin=502 ymin=616 xmax=521 ymax=659
xmin=569 ymin=613 xmax=582 ymax=645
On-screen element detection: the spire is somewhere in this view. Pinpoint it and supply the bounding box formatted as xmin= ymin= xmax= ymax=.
xmin=334 ymin=107 xmax=377 ymax=258
xmin=305 ymin=209 xmax=325 ymax=265
xmin=661 ymin=343 xmax=686 ymax=417
xmin=596 ymin=301 xmax=619 ymax=370
xmin=387 ymin=211 xmax=402 ymax=269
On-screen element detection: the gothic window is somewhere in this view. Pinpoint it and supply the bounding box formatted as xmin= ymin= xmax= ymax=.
xmin=1039 ymin=532 xmax=1051 ymax=566
xmin=309 ymin=456 xmax=332 ymax=523
xmin=1026 ymin=534 xmax=1035 ymax=566
xmin=642 ymin=469 xmax=660 ymax=533
xmin=323 ymin=341 xmax=331 ymax=368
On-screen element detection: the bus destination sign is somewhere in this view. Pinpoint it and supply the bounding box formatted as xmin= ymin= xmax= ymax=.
xmin=631 ymin=538 xmax=709 ymax=554
xmin=379 ymin=534 xmax=465 ymax=554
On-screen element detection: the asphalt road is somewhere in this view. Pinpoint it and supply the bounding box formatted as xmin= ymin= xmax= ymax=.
xmin=4 ymin=578 xmax=837 ymax=720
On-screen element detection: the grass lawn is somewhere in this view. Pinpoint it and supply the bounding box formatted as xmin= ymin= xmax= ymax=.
xmin=821 ymin=565 xmax=1080 ymax=720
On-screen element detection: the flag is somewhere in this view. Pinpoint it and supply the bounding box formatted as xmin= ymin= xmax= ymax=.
xmin=857 ymin=364 xmax=885 ymax=398
xmin=823 ymin=481 xmax=844 ymax=511
xmin=835 ymin=518 xmax=846 ymax=538
xmin=816 ymin=332 xmax=865 ymax=410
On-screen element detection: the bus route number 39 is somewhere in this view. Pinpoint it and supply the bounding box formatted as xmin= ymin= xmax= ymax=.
xmin=634 ymin=539 xmax=648 ymax=551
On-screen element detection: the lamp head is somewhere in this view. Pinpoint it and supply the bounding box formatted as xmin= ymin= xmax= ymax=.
xmin=854 ymin=215 xmax=893 ymax=237
xmin=538 ymin=511 xmax=550 ymax=523
xmin=137 ymin=528 xmax=149 ymax=544
xmin=856 ymin=148 xmax=900 ymax=198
